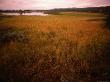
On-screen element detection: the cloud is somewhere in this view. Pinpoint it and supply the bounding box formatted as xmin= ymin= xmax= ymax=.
xmin=0 ymin=0 xmax=110 ymax=10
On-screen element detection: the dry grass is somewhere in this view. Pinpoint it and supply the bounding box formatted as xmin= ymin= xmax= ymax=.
xmin=0 ymin=13 xmax=110 ymax=82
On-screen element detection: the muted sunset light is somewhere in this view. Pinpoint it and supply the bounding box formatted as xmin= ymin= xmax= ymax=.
xmin=0 ymin=0 xmax=110 ymax=10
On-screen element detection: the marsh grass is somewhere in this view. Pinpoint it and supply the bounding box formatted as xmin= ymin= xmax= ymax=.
xmin=105 ymin=14 xmax=110 ymax=29
xmin=0 ymin=14 xmax=110 ymax=82
xmin=0 ymin=15 xmax=13 ymax=21
xmin=0 ymin=26 xmax=29 ymax=47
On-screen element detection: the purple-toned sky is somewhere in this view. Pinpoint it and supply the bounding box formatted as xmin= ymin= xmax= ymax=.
xmin=0 ymin=0 xmax=110 ymax=10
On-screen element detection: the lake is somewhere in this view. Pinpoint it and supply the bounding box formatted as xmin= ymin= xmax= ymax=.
xmin=1 ymin=12 xmax=48 ymax=16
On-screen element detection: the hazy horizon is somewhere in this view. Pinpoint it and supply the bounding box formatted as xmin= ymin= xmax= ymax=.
xmin=0 ymin=0 xmax=110 ymax=10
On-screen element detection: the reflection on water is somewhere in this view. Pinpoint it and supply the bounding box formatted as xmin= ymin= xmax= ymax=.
xmin=2 ymin=13 xmax=19 ymax=16
xmin=2 ymin=12 xmax=48 ymax=16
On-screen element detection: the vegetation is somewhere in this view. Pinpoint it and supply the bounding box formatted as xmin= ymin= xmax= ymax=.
xmin=0 ymin=12 xmax=110 ymax=82
xmin=105 ymin=10 xmax=110 ymax=29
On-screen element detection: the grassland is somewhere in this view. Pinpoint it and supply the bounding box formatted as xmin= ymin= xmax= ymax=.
xmin=0 ymin=12 xmax=110 ymax=82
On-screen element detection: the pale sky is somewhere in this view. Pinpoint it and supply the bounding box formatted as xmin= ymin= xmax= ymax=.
xmin=0 ymin=0 xmax=110 ymax=10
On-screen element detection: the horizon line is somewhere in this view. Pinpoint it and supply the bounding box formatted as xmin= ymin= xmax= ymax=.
xmin=0 ymin=5 xmax=110 ymax=10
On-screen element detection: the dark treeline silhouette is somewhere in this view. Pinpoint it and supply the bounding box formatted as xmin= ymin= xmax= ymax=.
xmin=0 ymin=6 xmax=110 ymax=13
xmin=19 ymin=10 xmax=25 ymax=15
xmin=50 ymin=6 xmax=110 ymax=12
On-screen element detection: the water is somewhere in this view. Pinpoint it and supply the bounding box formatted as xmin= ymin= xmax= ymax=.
xmin=2 ymin=12 xmax=48 ymax=16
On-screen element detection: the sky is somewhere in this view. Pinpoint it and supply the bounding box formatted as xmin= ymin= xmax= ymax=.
xmin=0 ymin=0 xmax=110 ymax=10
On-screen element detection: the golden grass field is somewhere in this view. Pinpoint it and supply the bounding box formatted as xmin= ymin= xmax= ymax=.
xmin=0 ymin=12 xmax=110 ymax=82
